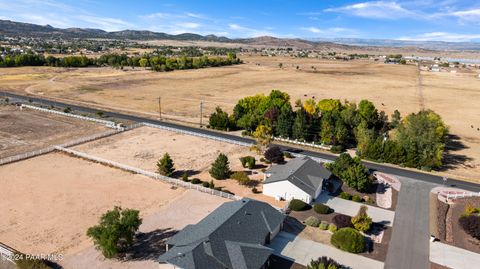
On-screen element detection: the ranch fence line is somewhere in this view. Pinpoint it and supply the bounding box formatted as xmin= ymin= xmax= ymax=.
xmin=0 ymin=242 xmax=17 ymax=262
xmin=445 ymin=192 xmax=480 ymax=200
xmin=273 ymin=136 xmax=332 ymax=150
xmin=0 ymin=147 xmax=55 ymax=166
xmin=55 ymin=146 xmax=241 ymax=201
xmin=20 ymin=104 xmax=122 ymax=129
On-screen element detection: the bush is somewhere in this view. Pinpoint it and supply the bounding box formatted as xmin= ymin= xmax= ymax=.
xmin=252 ymin=187 xmax=260 ymax=193
xmin=15 ymin=255 xmax=53 ymax=269
xmin=231 ymin=171 xmax=251 ymax=185
xmin=307 ymin=256 xmax=343 ymax=269
xmin=288 ymin=199 xmax=311 ymax=211
xmin=209 ymin=180 xmax=215 ymax=189
xmin=240 ymin=156 xmax=256 ymax=169
xmin=202 ymin=181 xmax=210 ymax=187
xmin=87 ymin=206 xmax=142 ymax=258
xmin=331 ymin=227 xmax=365 ymax=253
xmin=352 ymin=195 xmax=363 ymax=202
xmin=330 ymin=145 xmax=345 ymax=154
xmin=209 ymin=107 xmax=234 ymax=131
xmin=351 ymin=206 xmax=373 ymax=232
xmin=182 ymin=172 xmax=189 ymax=182
xmin=63 ymin=107 xmax=71 ymax=113
xmin=339 ymin=192 xmax=352 ymax=200
xmin=191 ymin=178 xmax=202 ymax=184
xmin=209 ymin=153 xmax=231 ymax=180
xmin=332 ymin=214 xmax=354 ymax=229
xmin=328 ymin=223 xmax=338 ymax=233
xmin=459 ymin=215 xmax=480 ymax=240
xmin=305 ymin=216 xmax=321 ymax=227
xmin=313 ymin=203 xmax=332 ymax=214
xmin=264 ymin=146 xmax=284 ymax=163
xmin=319 ymin=221 xmax=329 ymax=230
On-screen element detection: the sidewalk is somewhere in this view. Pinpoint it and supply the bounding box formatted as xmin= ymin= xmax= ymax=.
xmin=269 ymin=231 xmax=384 ymax=269
xmin=430 ymin=241 xmax=480 ymax=269
xmin=316 ymin=193 xmax=395 ymax=226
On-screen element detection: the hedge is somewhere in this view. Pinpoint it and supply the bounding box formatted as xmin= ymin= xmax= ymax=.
xmin=330 ymin=227 xmax=365 ymax=253
xmin=288 ymin=199 xmax=311 ymax=211
xmin=313 ymin=203 xmax=332 ymax=214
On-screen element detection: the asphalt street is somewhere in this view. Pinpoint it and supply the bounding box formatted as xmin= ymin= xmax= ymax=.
xmin=2 ymin=90 xmax=480 ymax=193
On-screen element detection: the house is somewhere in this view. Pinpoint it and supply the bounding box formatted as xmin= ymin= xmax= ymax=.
xmin=262 ymin=156 xmax=332 ymax=203
xmin=158 ymin=198 xmax=285 ymax=269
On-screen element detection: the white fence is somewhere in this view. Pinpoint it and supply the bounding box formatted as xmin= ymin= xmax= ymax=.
xmin=21 ymin=104 xmax=122 ymax=129
xmin=142 ymin=122 xmax=253 ymax=147
xmin=55 ymin=146 xmax=241 ymax=201
xmin=445 ymin=192 xmax=480 ymax=200
xmin=0 ymin=147 xmax=55 ymax=166
xmin=274 ymin=136 xmax=332 ymax=150
xmin=0 ymin=242 xmax=16 ymax=262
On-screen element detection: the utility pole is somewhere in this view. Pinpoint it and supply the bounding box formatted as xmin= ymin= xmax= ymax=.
xmin=199 ymin=101 xmax=203 ymax=128
xmin=157 ymin=96 xmax=162 ymax=120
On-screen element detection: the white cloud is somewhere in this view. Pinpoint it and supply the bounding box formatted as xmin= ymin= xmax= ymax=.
xmin=397 ymin=32 xmax=480 ymax=42
xmin=440 ymin=8 xmax=480 ymax=22
xmin=76 ymin=15 xmax=135 ymax=31
xmin=228 ymin=23 xmax=275 ymax=37
xmin=300 ymin=27 xmax=356 ymax=37
xmin=176 ymin=22 xmax=200 ymax=29
xmin=325 ymin=1 xmax=415 ymax=19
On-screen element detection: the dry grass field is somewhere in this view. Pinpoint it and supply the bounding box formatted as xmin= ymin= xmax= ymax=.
xmin=1 ymin=55 xmax=480 ymax=180
xmin=0 ymin=152 xmax=186 ymax=256
xmin=0 ymin=105 xmax=107 ymax=158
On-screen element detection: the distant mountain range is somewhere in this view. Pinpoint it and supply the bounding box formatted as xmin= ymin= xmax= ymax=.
xmin=2 ymin=19 xmax=480 ymax=51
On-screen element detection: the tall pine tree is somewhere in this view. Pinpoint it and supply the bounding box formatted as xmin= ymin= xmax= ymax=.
xmin=209 ymin=153 xmax=231 ymax=180
xmin=157 ymin=153 xmax=175 ymax=177
xmin=275 ymin=105 xmax=294 ymax=138
xmin=292 ymin=109 xmax=307 ymax=140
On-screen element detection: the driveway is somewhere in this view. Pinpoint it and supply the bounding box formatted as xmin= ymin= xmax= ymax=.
xmin=269 ymin=231 xmax=384 ymax=269
xmin=316 ymin=193 xmax=395 ymax=226
xmin=384 ymin=177 xmax=437 ymax=269
xmin=430 ymin=241 xmax=480 ymax=269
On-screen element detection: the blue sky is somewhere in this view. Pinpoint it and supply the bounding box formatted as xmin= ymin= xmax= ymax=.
xmin=1 ymin=0 xmax=480 ymax=42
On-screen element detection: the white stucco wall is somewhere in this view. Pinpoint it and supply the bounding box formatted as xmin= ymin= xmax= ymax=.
xmin=263 ymin=180 xmax=312 ymax=203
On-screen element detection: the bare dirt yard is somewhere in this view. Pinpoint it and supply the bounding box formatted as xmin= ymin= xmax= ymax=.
xmin=0 ymin=152 xmax=187 ymax=257
xmin=2 ymin=56 xmax=480 ymax=181
xmin=72 ymin=126 xmax=284 ymax=207
xmin=0 ymin=105 xmax=108 ymax=158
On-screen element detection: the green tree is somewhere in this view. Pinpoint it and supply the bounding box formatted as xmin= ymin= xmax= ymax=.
xmin=358 ymin=100 xmax=379 ymax=128
xmin=209 ymin=107 xmax=233 ymax=131
xmin=87 ymin=207 xmax=142 ymax=258
xmin=209 ymin=153 xmax=231 ymax=179
xmin=157 ymin=153 xmax=175 ymax=177
xmin=390 ymin=109 xmax=401 ymax=129
xmin=351 ymin=205 xmax=373 ymax=232
xmin=275 ymin=105 xmax=294 ymax=138
xmin=138 ymin=58 xmax=149 ymax=68
xmin=317 ymin=99 xmax=342 ymax=113
xmin=253 ymin=124 xmax=272 ymax=150
xmin=292 ymin=109 xmax=307 ymax=140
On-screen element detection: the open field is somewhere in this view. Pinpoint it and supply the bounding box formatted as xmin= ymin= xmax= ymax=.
xmin=0 ymin=105 xmax=108 ymax=158
xmin=0 ymin=152 xmax=187 ymax=256
xmin=1 ymin=56 xmax=480 ymax=180
xmin=72 ymin=126 xmax=285 ymax=206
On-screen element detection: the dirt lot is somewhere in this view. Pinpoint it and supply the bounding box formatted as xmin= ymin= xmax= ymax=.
xmin=0 ymin=105 xmax=108 ymax=158
xmin=0 ymin=152 xmax=187 ymax=257
xmin=72 ymin=126 xmax=285 ymax=207
xmin=1 ymin=56 xmax=480 ymax=181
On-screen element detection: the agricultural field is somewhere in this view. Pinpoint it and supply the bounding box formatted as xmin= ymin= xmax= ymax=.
xmin=0 ymin=152 xmax=227 ymax=268
xmin=0 ymin=105 xmax=108 ymax=158
xmin=1 ymin=55 xmax=480 ymax=181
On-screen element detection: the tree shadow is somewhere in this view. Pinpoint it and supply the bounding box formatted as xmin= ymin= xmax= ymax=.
xmin=123 ymin=228 xmax=178 ymax=261
xmin=172 ymin=169 xmax=201 ymax=178
xmin=439 ymin=134 xmax=473 ymax=171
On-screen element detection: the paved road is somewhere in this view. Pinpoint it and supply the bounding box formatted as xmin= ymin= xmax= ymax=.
xmin=385 ymin=177 xmax=437 ymax=269
xmin=2 ymin=91 xmax=480 ymax=193
xmin=269 ymin=231 xmax=384 ymax=269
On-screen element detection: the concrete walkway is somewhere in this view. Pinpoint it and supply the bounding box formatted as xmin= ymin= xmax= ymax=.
xmin=316 ymin=193 xmax=395 ymax=226
xmin=269 ymin=231 xmax=384 ymax=269
xmin=430 ymin=241 xmax=480 ymax=269
xmin=385 ymin=177 xmax=437 ymax=269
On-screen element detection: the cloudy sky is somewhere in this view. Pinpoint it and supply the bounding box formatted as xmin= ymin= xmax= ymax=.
xmin=1 ymin=0 xmax=480 ymax=42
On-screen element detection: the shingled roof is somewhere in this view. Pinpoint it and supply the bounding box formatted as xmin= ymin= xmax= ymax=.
xmin=158 ymin=198 xmax=285 ymax=269
xmin=264 ymin=156 xmax=331 ymax=197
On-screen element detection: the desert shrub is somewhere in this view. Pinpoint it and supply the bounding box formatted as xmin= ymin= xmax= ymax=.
xmin=288 ymin=199 xmax=311 ymax=211
xmin=319 ymin=221 xmax=329 ymax=230
xmin=209 ymin=180 xmax=215 ymax=189
xmin=305 ymin=216 xmax=321 ymax=227
xmin=459 ymin=215 xmax=480 ymax=240
xmin=339 ymin=192 xmax=352 ymax=200
xmin=191 ymin=178 xmax=202 ymax=184
xmin=463 ymin=203 xmax=480 ymax=216
xmin=182 ymin=172 xmax=189 ymax=182
xmin=87 ymin=207 xmax=142 ymax=258
xmin=63 ymin=107 xmax=71 ymax=113
xmin=260 ymin=157 xmax=266 ymax=162
xmin=332 ymin=214 xmax=353 ymax=229
xmin=331 ymin=227 xmax=365 ymax=253
xmin=239 ymin=156 xmax=256 ymax=169
xmin=15 ymin=255 xmax=53 ymax=269
xmin=328 ymin=223 xmax=338 ymax=233
xmin=231 ymin=171 xmax=251 ymax=185
xmin=351 ymin=206 xmax=373 ymax=232
xmin=264 ymin=146 xmax=284 ymax=163
xmin=307 ymin=256 xmax=343 ymax=269
xmin=209 ymin=153 xmax=231 ymax=180
xmin=252 ymin=187 xmax=260 ymax=193
xmin=352 ymin=195 xmax=363 ymax=202
xmin=313 ymin=203 xmax=332 ymax=214
xmin=202 ymin=181 xmax=210 ymax=187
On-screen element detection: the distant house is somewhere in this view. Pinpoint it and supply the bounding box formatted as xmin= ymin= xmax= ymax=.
xmin=158 ymin=198 xmax=285 ymax=269
xmin=262 ymin=156 xmax=332 ymax=203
